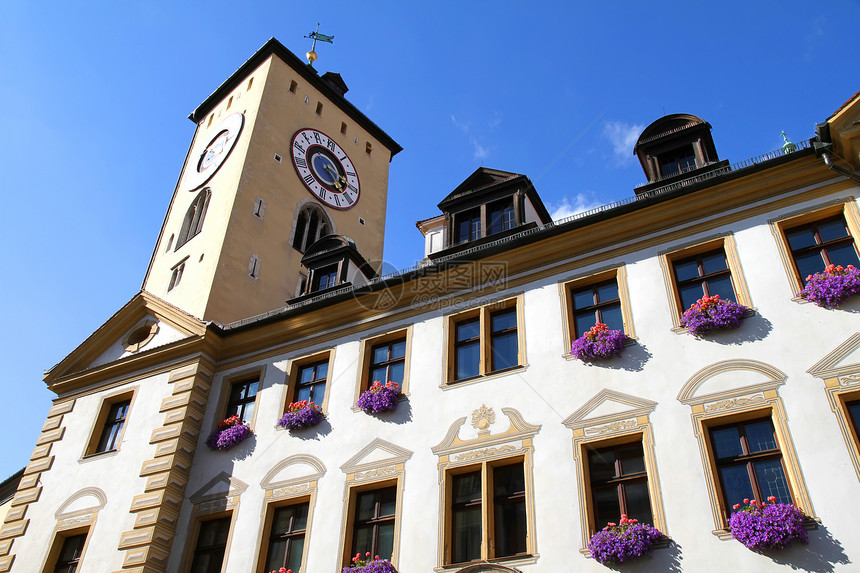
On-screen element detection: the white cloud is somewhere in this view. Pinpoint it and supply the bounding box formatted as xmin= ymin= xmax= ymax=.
xmin=548 ymin=193 xmax=603 ymax=221
xmin=451 ymin=115 xmax=491 ymax=161
xmin=804 ymin=16 xmax=825 ymax=62
xmin=604 ymin=121 xmax=643 ymax=164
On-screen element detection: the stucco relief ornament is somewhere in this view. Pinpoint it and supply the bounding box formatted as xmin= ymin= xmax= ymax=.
xmin=471 ymin=405 xmax=496 ymax=434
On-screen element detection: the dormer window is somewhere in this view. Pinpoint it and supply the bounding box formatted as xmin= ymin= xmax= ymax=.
xmin=455 ymin=209 xmax=482 ymax=244
xmin=312 ymin=265 xmax=339 ymax=292
xmin=658 ymin=145 xmax=697 ymax=178
xmin=424 ymin=168 xmax=553 ymax=255
xmin=487 ymin=198 xmax=515 ymax=235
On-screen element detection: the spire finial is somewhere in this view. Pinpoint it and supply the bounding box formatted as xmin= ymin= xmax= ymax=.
xmin=304 ymin=23 xmax=334 ymax=67
xmin=781 ymin=130 xmax=797 ymax=154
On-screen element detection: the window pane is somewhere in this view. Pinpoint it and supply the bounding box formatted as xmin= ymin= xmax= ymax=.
xmin=573 ymin=288 xmax=596 ymax=309
xmin=265 ymin=540 xmax=288 ymax=571
xmin=593 ymin=486 xmax=621 ymax=527
xmin=828 ymin=243 xmax=860 ymax=268
xmin=494 ymin=496 xmax=526 ymax=557
xmin=452 ymin=506 xmax=481 ymax=563
xmin=795 ymin=250 xmax=826 ymax=279
xmin=679 ymin=283 xmax=705 ymax=310
xmin=491 ymin=331 xmax=518 ymax=371
xmin=753 ymin=459 xmax=791 ymax=504
xmin=707 ymin=275 xmax=736 ymax=301
xmin=712 ymin=426 xmax=743 ymax=459
xmin=453 ymin=473 xmax=481 ymax=504
xmin=295 ymin=386 xmax=312 ymax=403
xmin=391 ymin=340 xmax=407 ymax=359
xmin=623 ymin=481 xmax=653 ymax=524
xmin=299 ymin=365 xmax=315 ymax=384
xmin=574 ymin=312 xmax=598 ymax=337
xmin=599 ymin=306 xmax=623 ymax=332
xmin=744 ymin=420 xmax=777 ymax=453
xmin=491 ymin=309 xmax=517 ymax=332
xmin=353 ymin=525 xmax=373 ymax=554
xmin=817 ymin=218 xmax=850 ymax=242
xmin=719 ymin=464 xmax=754 ymax=508
xmin=786 ymin=227 xmax=817 ymax=251
xmin=456 ymin=319 xmax=480 ymax=342
xmin=286 ymin=539 xmax=304 ymax=572
xmin=494 ymin=464 xmax=525 ymax=497
xmin=674 ymin=259 xmax=701 ymax=282
xmin=372 ymin=345 xmax=389 ymax=364
xmin=356 ymin=493 xmax=375 ymax=521
xmin=588 ymin=448 xmax=618 ymax=482
xmin=387 ymin=362 xmax=405 ymax=385
xmin=370 ymin=366 xmax=388 ymax=384
xmin=848 ymin=401 xmax=860 ymax=437
xmin=701 ymin=252 xmax=729 ymax=274
xmin=595 ymin=282 xmax=619 ymax=302
xmin=377 ymin=523 xmax=395 ymax=560
xmin=316 ymin=361 xmax=328 ymax=379
xmin=456 ymin=342 xmax=480 ymax=379
xmin=617 ymin=443 xmax=646 ymax=475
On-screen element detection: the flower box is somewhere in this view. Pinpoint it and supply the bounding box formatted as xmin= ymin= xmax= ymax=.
xmin=277 ymin=400 xmax=323 ymax=430
xmin=571 ymin=323 xmax=628 ymax=360
xmin=798 ymin=264 xmax=860 ymax=307
xmin=680 ymin=294 xmax=748 ymax=335
xmin=205 ymin=415 xmax=251 ymax=451
xmin=588 ymin=514 xmax=664 ymax=565
xmin=356 ymin=381 xmax=401 ymax=414
xmin=728 ymin=497 xmax=808 ymax=551
xmin=342 ymin=553 xmax=397 ymax=573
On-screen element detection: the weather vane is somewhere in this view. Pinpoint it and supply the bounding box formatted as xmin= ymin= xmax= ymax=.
xmin=304 ymin=23 xmax=334 ymax=66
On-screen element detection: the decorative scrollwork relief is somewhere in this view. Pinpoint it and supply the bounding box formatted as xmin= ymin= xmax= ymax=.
xmin=839 ymin=373 xmax=860 ymax=387
xmin=355 ymin=465 xmax=397 ymax=481
xmin=271 ymin=483 xmax=311 ymax=498
xmin=704 ymin=393 xmax=765 ymax=412
xmin=584 ymin=419 xmax=637 ymax=436
xmin=455 ymin=445 xmax=516 ymax=462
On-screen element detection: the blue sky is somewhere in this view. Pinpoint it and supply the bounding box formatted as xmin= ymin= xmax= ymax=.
xmin=1 ymin=1 xmax=858 ymax=480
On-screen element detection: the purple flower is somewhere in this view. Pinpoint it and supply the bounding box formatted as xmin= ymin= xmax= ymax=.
xmin=571 ymin=323 xmax=628 ymax=360
xmin=728 ymin=500 xmax=807 ymax=551
xmin=588 ymin=519 xmax=664 ymax=564
xmin=680 ymin=294 xmax=748 ymax=335
xmin=277 ymin=401 xmax=324 ymax=430
xmin=356 ymin=381 xmax=401 ymax=414
xmin=342 ymin=557 xmax=397 ymax=572
xmin=205 ymin=419 xmax=251 ymax=451
xmin=798 ymin=264 xmax=860 ymax=307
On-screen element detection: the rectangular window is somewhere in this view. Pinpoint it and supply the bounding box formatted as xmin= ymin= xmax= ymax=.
xmin=570 ymin=279 xmax=623 ymax=337
xmin=672 ymin=247 xmax=736 ymax=311
xmin=448 ymin=298 xmax=521 ymax=383
xmin=313 ymin=265 xmax=339 ymax=291
xmin=352 ymin=486 xmax=397 ymax=561
xmin=660 ymin=235 xmax=751 ymax=328
xmin=658 ymin=144 xmax=696 ymax=178
xmin=785 ymin=214 xmax=860 ymax=285
xmin=264 ymin=502 xmax=309 ymax=573
xmin=708 ymin=417 xmax=792 ymax=516
xmin=51 ymin=532 xmax=88 ymax=573
xmin=189 ymin=516 xmax=231 ymax=573
xmin=95 ymin=399 xmax=130 ymax=453
xmin=294 ymin=360 xmax=328 ymax=404
xmin=447 ymin=461 xmax=527 ymax=565
xmin=455 ymin=209 xmax=482 ymax=244
xmin=369 ymin=338 xmax=406 ymax=387
xmin=84 ymin=391 xmax=133 ymax=457
xmin=586 ymin=441 xmax=653 ymax=531
xmin=226 ymin=379 xmax=258 ymax=423
xmin=487 ymin=198 xmax=515 ymax=235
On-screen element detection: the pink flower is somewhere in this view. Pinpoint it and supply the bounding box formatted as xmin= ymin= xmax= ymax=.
xmin=733 ymin=504 xmax=740 ymax=510
xmin=743 ymin=498 xmax=749 ymax=504
xmin=767 ymin=496 xmax=776 ymax=502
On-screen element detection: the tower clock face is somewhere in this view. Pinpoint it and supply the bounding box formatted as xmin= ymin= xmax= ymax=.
xmin=186 ymin=113 xmax=244 ymax=191
xmin=290 ymin=128 xmax=360 ymax=210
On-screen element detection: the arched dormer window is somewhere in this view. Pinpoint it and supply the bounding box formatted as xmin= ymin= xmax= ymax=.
xmin=175 ymin=188 xmax=211 ymax=251
xmin=292 ymin=205 xmax=332 ymax=253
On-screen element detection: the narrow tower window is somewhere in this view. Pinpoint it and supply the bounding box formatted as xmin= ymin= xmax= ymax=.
xmin=292 ymin=206 xmax=332 ymax=253
xmin=175 ymin=188 xmax=211 ymax=250
xmin=249 ymin=255 xmax=260 ymax=279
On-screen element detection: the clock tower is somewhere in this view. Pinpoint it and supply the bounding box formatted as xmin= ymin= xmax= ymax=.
xmin=142 ymin=38 xmax=401 ymax=324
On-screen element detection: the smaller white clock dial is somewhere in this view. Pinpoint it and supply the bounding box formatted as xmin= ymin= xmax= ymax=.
xmin=186 ymin=112 xmax=244 ymax=191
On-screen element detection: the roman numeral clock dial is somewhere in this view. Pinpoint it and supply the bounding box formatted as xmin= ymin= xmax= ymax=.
xmin=290 ymin=128 xmax=360 ymax=210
